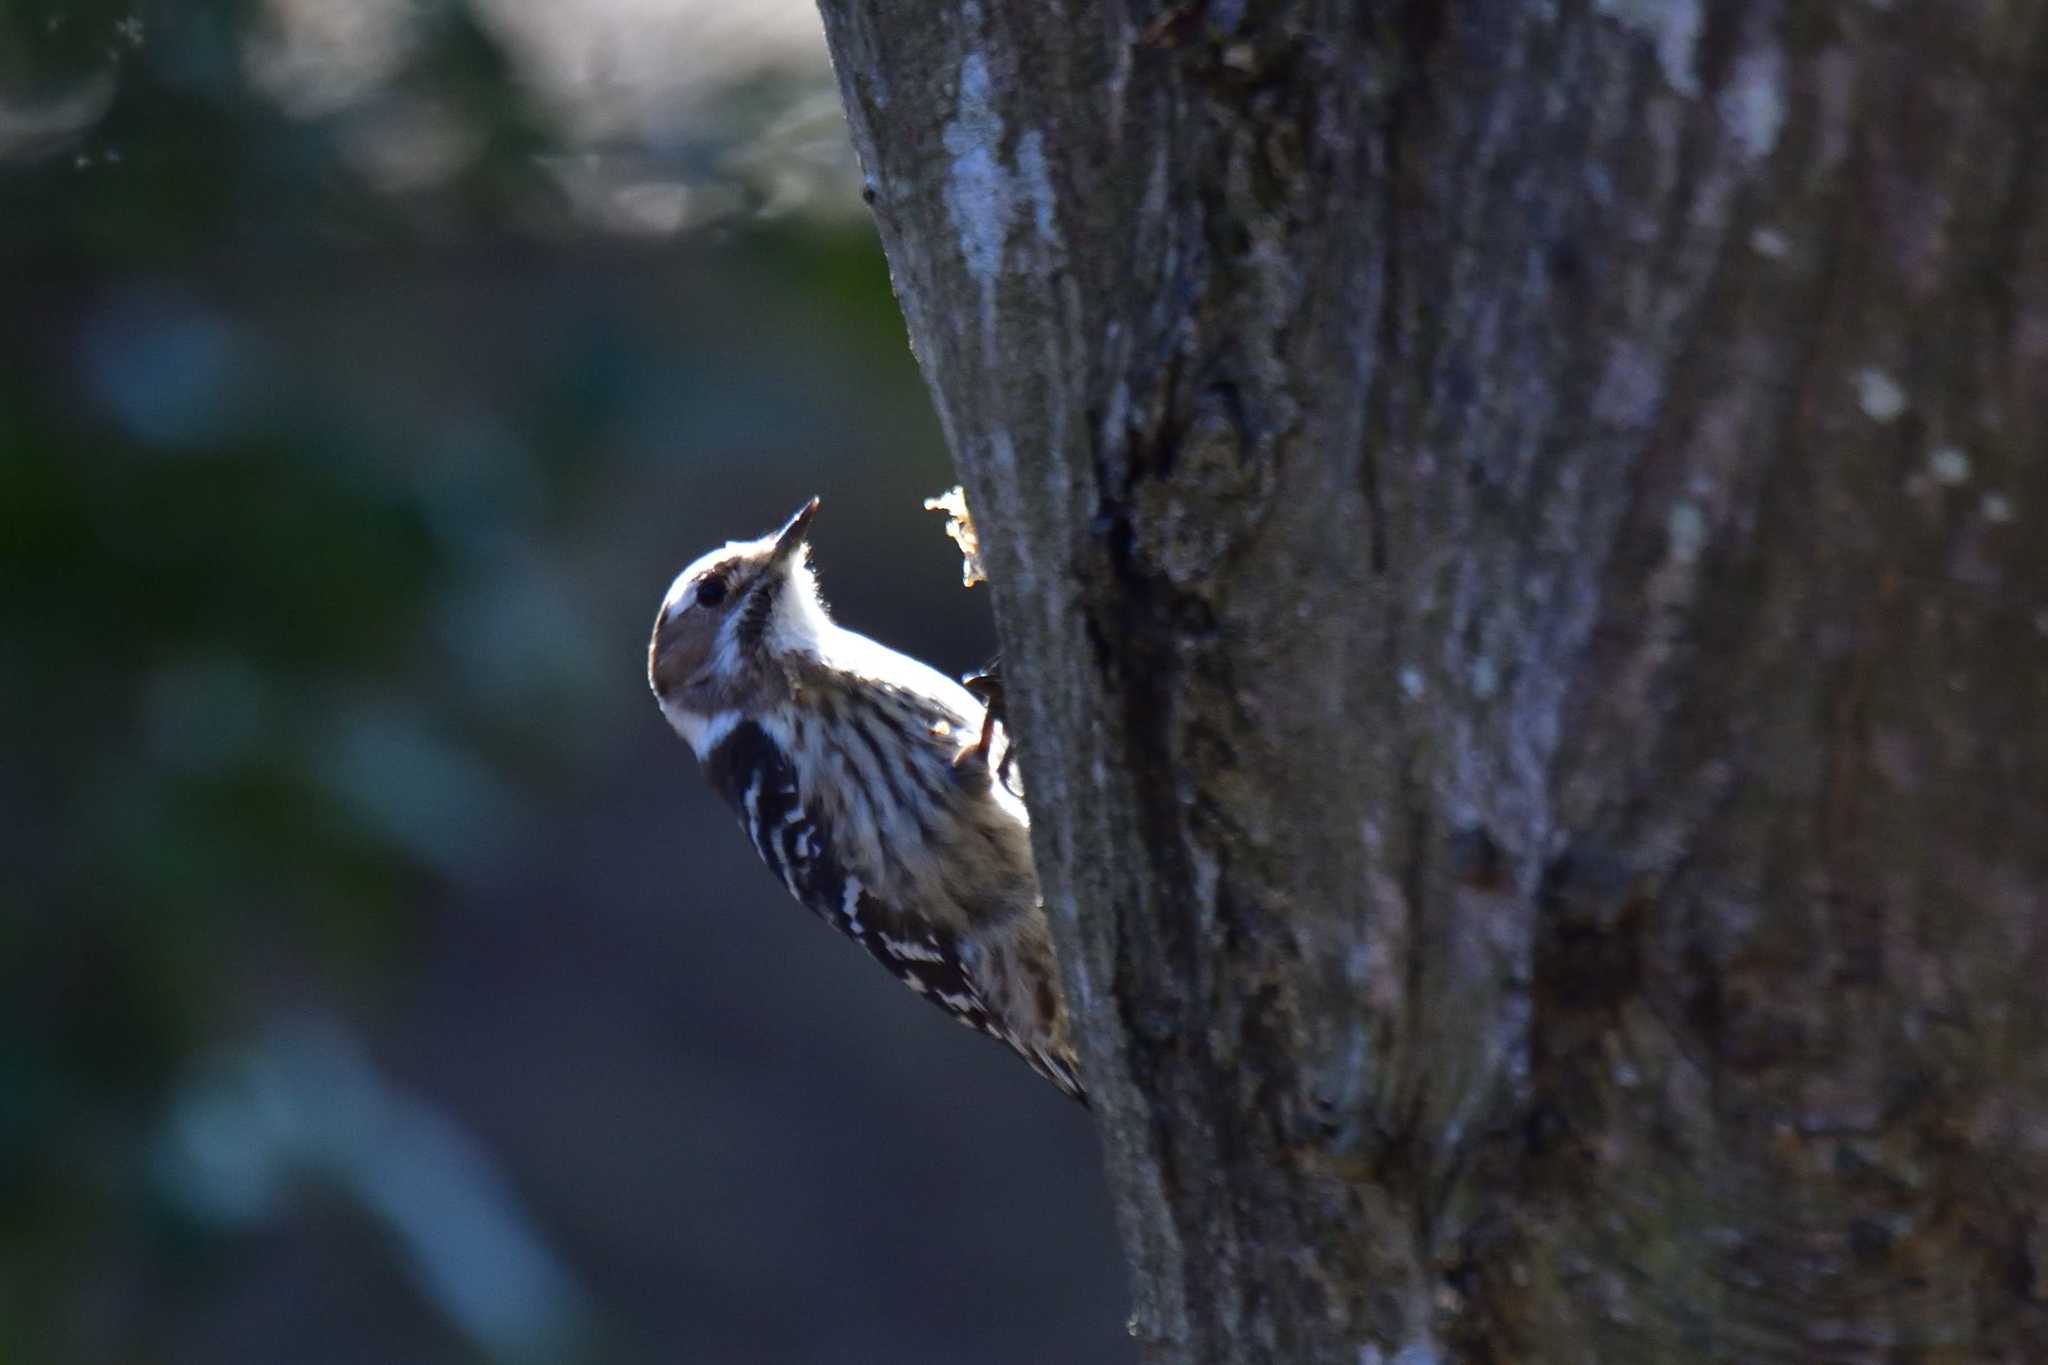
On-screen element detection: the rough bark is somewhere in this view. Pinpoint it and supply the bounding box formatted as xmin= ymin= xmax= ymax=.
xmin=813 ymin=2 xmax=2048 ymax=1360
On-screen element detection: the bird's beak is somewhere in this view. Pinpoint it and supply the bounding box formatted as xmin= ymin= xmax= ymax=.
xmin=769 ymin=496 xmax=820 ymax=567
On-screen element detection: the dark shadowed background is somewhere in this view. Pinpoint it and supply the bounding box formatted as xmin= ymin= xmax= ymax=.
xmin=0 ymin=2 xmax=1127 ymax=1361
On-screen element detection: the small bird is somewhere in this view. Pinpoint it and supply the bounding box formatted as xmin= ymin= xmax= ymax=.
xmin=648 ymin=499 xmax=1084 ymax=1102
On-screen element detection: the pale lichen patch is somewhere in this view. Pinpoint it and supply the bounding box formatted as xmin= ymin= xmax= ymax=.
xmin=1470 ymin=656 xmax=1499 ymax=699
xmin=1717 ymin=46 xmax=1785 ymax=164
xmin=1595 ymin=0 xmax=1703 ymax=97
xmin=938 ymin=48 xmax=1061 ymax=358
xmin=1015 ymin=129 xmax=1058 ymax=250
xmin=1666 ymin=501 xmax=1708 ymax=565
xmin=1854 ymin=368 xmax=1908 ymax=423
xmin=941 ymin=52 xmax=1011 ymax=293
xmin=1593 ymin=338 xmax=1664 ymax=430
xmin=1749 ymin=226 xmax=1792 ymax=259
xmin=1927 ymin=445 xmax=1971 ymax=485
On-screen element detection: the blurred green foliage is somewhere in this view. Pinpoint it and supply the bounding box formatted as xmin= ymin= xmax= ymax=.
xmin=1 ymin=0 xmax=550 ymax=264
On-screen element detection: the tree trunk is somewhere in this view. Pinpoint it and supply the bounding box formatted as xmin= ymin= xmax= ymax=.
xmin=812 ymin=2 xmax=2048 ymax=1360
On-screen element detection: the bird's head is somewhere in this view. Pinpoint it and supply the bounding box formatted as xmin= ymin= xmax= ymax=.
xmin=649 ymin=497 xmax=827 ymax=757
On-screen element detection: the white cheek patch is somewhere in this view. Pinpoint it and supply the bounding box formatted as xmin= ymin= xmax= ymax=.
xmin=666 ymin=706 xmax=742 ymax=761
xmin=765 ymin=561 xmax=832 ymax=657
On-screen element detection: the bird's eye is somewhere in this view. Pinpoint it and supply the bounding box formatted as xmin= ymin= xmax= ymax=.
xmin=695 ymin=575 xmax=728 ymax=608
